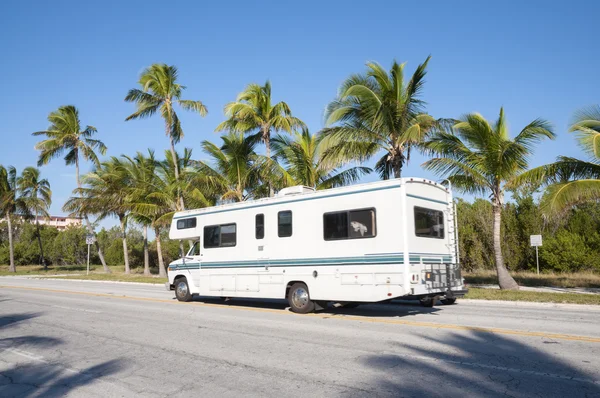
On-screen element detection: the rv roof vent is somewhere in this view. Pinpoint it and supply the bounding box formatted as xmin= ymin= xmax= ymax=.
xmin=277 ymin=186 xmax=315 ymax=197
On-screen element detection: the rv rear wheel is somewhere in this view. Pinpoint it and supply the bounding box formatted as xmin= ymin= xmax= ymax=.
xmin=419 ymin=297 xmax=435 ymax=308
xmin=288 ymin=283 xmax=315 ymax=314
xmin=174 ymin=277 xmax=192 ymax=302
xmin=441 ymin=297 xmax=457 ymax=305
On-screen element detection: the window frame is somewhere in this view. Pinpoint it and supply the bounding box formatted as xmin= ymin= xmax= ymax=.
xmin=277 ymin=210 xmax=293 ymax=238
xmin=176 ymin=217 xmax=197 ymax=230
xmin=255 ymin=214 xmax=264 ymax=240
xmin=323 ymin=207 xmax=377 ymax=241
xmin=413 ymin=206 xmax=445 ymax=239
xmin=203 ymin=223 xmax=237 ymax=248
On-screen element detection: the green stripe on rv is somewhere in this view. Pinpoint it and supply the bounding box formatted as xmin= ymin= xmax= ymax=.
xmin=168 ymin=254 xmax=453 ymax=270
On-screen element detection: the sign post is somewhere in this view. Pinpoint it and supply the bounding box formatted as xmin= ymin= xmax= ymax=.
xmin=85 ymin=234 xmax=96 ymax=275
xmin=530 ymin=235 xmax=543 ymax=275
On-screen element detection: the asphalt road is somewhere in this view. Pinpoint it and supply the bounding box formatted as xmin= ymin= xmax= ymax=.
xmin=1 ymin=277 xmax=600 ymax=398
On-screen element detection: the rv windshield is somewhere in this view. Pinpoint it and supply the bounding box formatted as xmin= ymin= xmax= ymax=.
xmin=187 ymin=241 xmax=200 ymax=257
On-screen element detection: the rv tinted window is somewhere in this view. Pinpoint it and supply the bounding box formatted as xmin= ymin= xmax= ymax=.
xmin=177 ymin=217 xmax=197 ymax=230
xmin=323 ymin=212 xmax=348 ymax=240
xmin=324 ymin=208 xmax=376 ymax=240
xmin=255 ymin=214 xmax=264 ymax=239
xmin=278 ymin=211 xmax=292 ymax=237
xmin=220 ymin=224 xmax=237 ymax=247
xmin=349 ymin=209 xmax=376 ymax=238
xmin=204 ymin=225 xmax=220 ymax=248
xmin=414 ymin=207 xmax=444 ymax=239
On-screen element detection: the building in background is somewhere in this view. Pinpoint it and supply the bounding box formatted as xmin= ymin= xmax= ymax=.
xmin=36 ymin=216 xmax=82 ymax=231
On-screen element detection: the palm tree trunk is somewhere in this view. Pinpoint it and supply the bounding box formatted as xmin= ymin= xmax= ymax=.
xmin=265 ymin=131 xmax=274 ymax=197
xmin=155 ymin=226 xmax=166 ymax=278
xmin=6 ymin=214 xmax=15 ymax=273
xmin=120 ymin=215 xmax=130 ymax=274
xmin=492 ymin=199 xmax=519 ymax=290
xmin=168 ymin=135 xmax=186 ymax=211
xmin=143 ymin=224 xmax=150 ymax=276
xmin=76 ymin=157 xmax=110 ymax=272
xmin=35 ymin=219 xmax=46 ymax=270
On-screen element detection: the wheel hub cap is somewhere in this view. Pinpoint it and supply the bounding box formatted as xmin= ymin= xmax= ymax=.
xmin=177 ymin=282 xmax=188 ymax=297
xmin=292 ymin=288 xmax=309 ymax=308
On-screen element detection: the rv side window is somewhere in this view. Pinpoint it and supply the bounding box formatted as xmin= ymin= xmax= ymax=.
xmin=414 ymin=207 xmax=444 ymax=239
xmin=204 ymin=225 xmax=220 ymax=248
xmin=204 ymin=224 xmax=237 ymax=248
xmin=177 ymin=217 xmax=197 ymax=230
xmin=256 ymin=214 xmax=264 ymax=239
xmin=278 ymin=211 xmax=292 ymax=237
xmin=324 ymin=208 xmax=376 ymax=240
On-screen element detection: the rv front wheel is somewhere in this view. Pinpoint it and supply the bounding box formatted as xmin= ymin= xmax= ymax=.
xmin=288 ymin=283 xmax=315 ymax=314
xmin=441 ymin=297 xmax=457 ymax=305
xmin=174 ymin=277 xmax=192 ymax=302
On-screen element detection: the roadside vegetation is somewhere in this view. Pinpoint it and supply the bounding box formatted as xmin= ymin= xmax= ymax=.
xmin=465 ymin=270 xmax=600 ymax=289
xmin=464 ymin=288 xmax=600 ymax=305
xmin=0 ymin=60 xmax=599 ymax=291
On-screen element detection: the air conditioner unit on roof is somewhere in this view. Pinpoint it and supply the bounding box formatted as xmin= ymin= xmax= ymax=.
xmin=277 ymin=186 xmax=315 ymax=197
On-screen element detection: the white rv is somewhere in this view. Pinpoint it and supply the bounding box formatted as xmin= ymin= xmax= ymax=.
xmin=166 ymin=178 xmax=467 ymax=313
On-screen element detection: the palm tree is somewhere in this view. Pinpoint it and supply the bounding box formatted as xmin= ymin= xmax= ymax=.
xmin=423 ymin=108 xmax=554 ymax=290
xmin=196 ymin=132 xmax=263 ymax=202
xmin=32 ymin=105 xmax=110 ymax=273
xmin=271 ymin=129 xmax=371 ymax=189
xmin=0 ymin=166 xmax=27 ymax=273
xmin=215 ymin=81 xmax=306 ymax=196
xmin=514 ymin=105 xmax=600 ymax=214
xmin=124 ymin=151 xmax=159 ymax=276
xmin=65 ymin=158 xmax=133 ymax=273
xmin=124 ymin=64 xmax=207 ymax=211
xmin=17 ymin=167 xmax=52 ymax=269
xmin=320 ymin=56 xmax=441 ymax=179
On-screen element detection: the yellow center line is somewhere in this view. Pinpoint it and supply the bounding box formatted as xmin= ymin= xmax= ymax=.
xmin=3 ymin=284 xmax=600 ymax=343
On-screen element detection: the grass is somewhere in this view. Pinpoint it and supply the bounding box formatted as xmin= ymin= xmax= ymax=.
xmin=0 ymin=264 xmax=166 ymax=284
xmin=464 ymin=287 xmax=600 ymax=305
xmin=50 ymin=274 xmax=167 ymax=284
xmin=464 ymin=270 xmax=600 ymax=289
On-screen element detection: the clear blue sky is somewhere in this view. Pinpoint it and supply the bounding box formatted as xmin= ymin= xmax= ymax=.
xmin=0 ymin=0 xmax=597 ymax=229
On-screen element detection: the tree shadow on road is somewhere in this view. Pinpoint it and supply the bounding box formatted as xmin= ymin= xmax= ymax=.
xmin=0 ymin=313 xmax=42 ymax=330
xmin=360 ymin=330 xmax=600 ymax=397
xmin=0 ymin=313 xmax=129 ymax=397
xmin=0 ymin=358 xmax=127 ymax=398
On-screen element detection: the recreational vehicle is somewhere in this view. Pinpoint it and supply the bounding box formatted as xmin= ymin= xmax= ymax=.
xmin=166 ymin=178 xmax=467 ymax=313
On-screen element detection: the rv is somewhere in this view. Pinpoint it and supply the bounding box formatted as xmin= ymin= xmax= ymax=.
xmin=166 ymin=178 xmax=467 ymax=313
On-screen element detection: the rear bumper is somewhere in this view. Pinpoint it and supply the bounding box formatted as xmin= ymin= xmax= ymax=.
xmin=404 ymin=288 xmax=468 ymax=301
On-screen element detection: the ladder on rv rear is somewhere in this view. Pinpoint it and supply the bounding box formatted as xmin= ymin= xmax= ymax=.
xmin=445 ymin=187 xmax=460 ymax=265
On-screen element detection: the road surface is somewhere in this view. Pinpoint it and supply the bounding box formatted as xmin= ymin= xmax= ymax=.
xmin=1 ymin=277 xmax=599 ymax=397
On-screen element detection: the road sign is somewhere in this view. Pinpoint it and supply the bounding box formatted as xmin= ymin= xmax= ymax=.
xmin=530 ymin=235 xmax=543 ymax=275
xmin=86 ymin=234 xmax=96 ymax=245
xmin=530 ymin=235 xmax=542 ymax=247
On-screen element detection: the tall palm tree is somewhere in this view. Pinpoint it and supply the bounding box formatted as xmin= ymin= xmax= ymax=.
xmin=17 ymin=167 xmax=52 ymax=269
xmin=65 ymin=158 xmax=133 ymax=273
xmin=271 ymin=129 xmax=371 ymax=189
xmin=124 ymin=63 xmax=207 ymax=211
xmin=215 ymin=81 xmax=306 ymax=196
xmin=32 ymin=105 xmax=110 ymax=273
xmin=0 ymin=166 xmax=27 ymax=273
xmin=197 ymin=132 xmax=263 ymax=202
xmin=514 ymin=105 xmax=600 ymax=214
xmin=320 ymin=56 xmax=440 ymax=179
xmin=423 ymin=108 xmax=554 ymax=290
